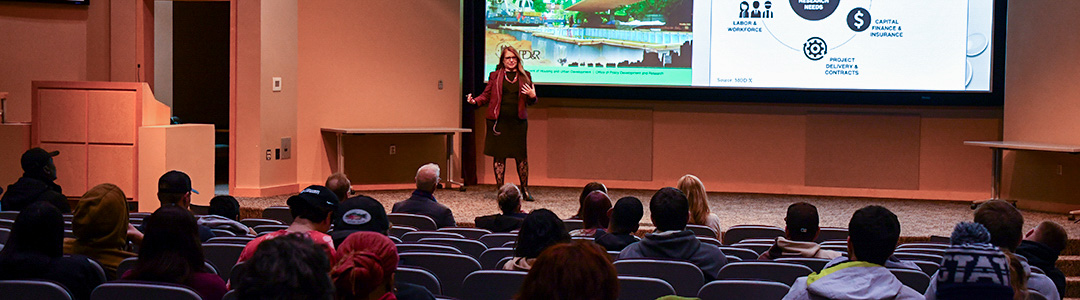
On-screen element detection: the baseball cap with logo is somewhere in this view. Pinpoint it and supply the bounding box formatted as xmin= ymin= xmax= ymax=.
xmin=287 ymin=185 xmax=339 ymax=212
xmin=159 ymin=170 xmax=199 ymax=194
xmin=333 ymin=195 xmax=389 ymax=233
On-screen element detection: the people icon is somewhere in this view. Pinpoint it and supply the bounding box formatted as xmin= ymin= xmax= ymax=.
xmin=750 ymin=1 xmax=762 ymax=18
xmin=739 ymin=1 xmax=750 ymax=18
xmin=763 ymin=1 xmax=773 ymax=18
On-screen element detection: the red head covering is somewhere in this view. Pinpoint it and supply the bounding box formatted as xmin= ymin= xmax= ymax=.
xmin=332 ymin=232 xmax=398 ymax=299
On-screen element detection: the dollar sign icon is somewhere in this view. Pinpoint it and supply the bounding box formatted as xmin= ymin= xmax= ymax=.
xmin=848 ymin=7 xmax=870 ymax=32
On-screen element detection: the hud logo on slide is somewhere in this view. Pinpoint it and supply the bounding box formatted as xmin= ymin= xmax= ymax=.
xmin=790 ymin=0 xmax=840 ymax=20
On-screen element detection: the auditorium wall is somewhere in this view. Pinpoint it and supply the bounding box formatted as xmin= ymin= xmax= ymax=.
xmin=999 ymin=0 xmax=1080 ymax=212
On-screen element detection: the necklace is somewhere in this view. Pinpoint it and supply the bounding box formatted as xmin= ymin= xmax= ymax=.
xmin=505 ymin=71 xmax=518 ymax=84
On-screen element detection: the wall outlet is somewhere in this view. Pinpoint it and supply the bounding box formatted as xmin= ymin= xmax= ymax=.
xmin=266 ymin=149 xmax=272 ymax=160
xmin=389 ymin=144 xmax=397 ymax=155
xmin=272 ymin=77 xmax=282 ymax=92
xmin=438 ymin=80 xmax=443 ymax=90
xmin=281 ymin=137 xmax=292 ymax=159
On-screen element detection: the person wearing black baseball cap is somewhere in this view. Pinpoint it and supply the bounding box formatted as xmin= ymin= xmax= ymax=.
xmin=144 ymin=170 xmax=215 ymax=242
xmin=759 ymin=202 xmax=842 ymax=260
xmin=1 ymin=147 xmax=69 ymax=213
xmin=235 ymin=185 xmax=340 ymax=264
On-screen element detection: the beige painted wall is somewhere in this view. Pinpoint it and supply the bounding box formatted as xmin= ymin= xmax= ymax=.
xmin=295 ymin=0 xmax=462 ymax=187
xmin=1000 ymin=0 xmax=1080 ymax=212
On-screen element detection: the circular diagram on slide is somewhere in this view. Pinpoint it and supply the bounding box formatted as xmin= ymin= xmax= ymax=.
xmin=759 ymin=0 xmax=873 ymax=60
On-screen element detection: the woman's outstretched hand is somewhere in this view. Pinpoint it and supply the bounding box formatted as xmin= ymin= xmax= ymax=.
xmin=522 ymin=84 xmax=536 ymax=98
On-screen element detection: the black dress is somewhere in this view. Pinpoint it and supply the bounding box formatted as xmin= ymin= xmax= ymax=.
xmin=484 ymin=71 xmax=528 ymax=160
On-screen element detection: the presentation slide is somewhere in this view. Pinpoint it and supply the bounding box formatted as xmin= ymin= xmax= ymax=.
xmin=484 ymin=0 xmax=995 ymax=92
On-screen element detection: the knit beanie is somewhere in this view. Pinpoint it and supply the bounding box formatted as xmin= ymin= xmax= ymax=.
xmin=935 ymin=222 xmax=1013 ymax=300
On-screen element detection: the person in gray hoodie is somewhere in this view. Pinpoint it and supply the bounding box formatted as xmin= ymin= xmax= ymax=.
xmin=782 ymin=205 xmax=922 ymax=300
xmin=618 ymin=187 xmax=728 ymax=280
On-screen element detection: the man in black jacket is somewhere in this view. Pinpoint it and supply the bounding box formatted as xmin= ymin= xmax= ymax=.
xmin=1 ymin=148 xmax=69 ymax=212
xmin=1016 ymin=220 xmax=1068 ymax=297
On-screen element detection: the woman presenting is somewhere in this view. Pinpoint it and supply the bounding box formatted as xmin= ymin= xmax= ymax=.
xmin=467 ymin=46 xmax=538 ymax=201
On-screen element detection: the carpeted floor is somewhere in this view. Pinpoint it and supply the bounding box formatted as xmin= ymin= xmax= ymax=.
xmin=236 ymin=185 xmax=1080 ymax=238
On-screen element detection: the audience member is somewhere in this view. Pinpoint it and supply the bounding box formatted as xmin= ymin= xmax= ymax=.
xmin=569 ymin=190 xmax=611 ymax=237
xmin=331 ymin=195 xmax=390 ymax=247
xmin=332 ymin=232 xmax=418 ymax=300
xmin=593 ymin=196 xmax=643 ymax=252
xmin=392 ymin=163 xmax=456 ymax=228
xmin=475 ymin=183 xmax=528 ymax=233
xmin=1 ymin=147 xmax=69 ymax=213
xmin=932 ymin=222 xmax=1015 ymax=300
xmin=1016 ymin=220 xmax=1068 ymax=296
xmin=198 ymin=195 xmax=255 ymax=236
xmin=677 ymin=174 xmax=721 ymax=236
xmin=0 ymin=202 xmax=104 ymax=300
xmin=570 ymin=182 xmax=607 ymax=219
xmin=517 ymin=241 xmax=619 ymax=300
xmin=966 ymin=200 xmax=1058 ymax=300
xmin=237 ymin=185 xmax=339 ymax=264
xmin=63 ymin=183 xmax=139 ymax=279
xmin=922 ymin=200 xmax=1060 ymax=300
xmin=152 ymin=170 xmax=215 ymax=241
xmin=326 ymin=172 xmax=353 ymax=201
xmin=759 ymin=202 xmax=842 ymax=260
xmin=619 ymin=187 xmax=728 ymax=280
xmin=505 ymin=209 xmax=571 ymax=271
xmin=123 ymin=206 xmax=227 ymax=300
xmin=232 ymin=233 xmax=334 ymax=300
xmin=783 ymin=205 xmax=921 ymax=300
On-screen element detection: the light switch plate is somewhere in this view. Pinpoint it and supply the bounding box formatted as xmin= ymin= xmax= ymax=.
xmin=272 ymin=77 xmax=282 ymax=92
xmin=281 ymin=137 xmax=291 ymax=159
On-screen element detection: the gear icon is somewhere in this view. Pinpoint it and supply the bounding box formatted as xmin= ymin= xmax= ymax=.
xmin=803 ymin=37 xmax=827 ymax=61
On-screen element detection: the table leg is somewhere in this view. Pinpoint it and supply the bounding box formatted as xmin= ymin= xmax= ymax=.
xmin=337 ymin=132 xmax=344 ymax=174
xmin=991 ymin=147 xmax=1002 ymax=200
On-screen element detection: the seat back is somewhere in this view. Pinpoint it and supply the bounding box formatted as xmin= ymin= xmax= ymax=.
xmin=496 ymin=257 xmax=514 ymax=270
xmin=210 ymin=229 xmax=236 ymax=237
xmin=718 ymin=247 xmax=760 ymax=261
xmin=479 ymin=247 xmax=515 ymax=269
xmin=617 ymin=276 xmax=677 ymax=300
xmin=90 ymin=281 xmax=201 ymax=300
xmin=614 ymin=259 xmax=704 ymax=297
xmin=897 ymin=242 xmax=949 ymax=250
xmin=814 ymin=227 xmax=849 ymax=243
xmin=239 ymin=218 xmax=284 ymax=228
xmin=773 ymin=257 xmax=831 ymax=272
xmin=893 ymin=252 xmax=944 ymax=265
xmin=398 ymin=252 xmax=482 ymax=298
xmin=479 ymin=233 xmax=517 ymax=248
xmin=723 ymin=225 xmax=784 ymax=245
xmin=205 ymin=236 xmax=254 ymax=245
xmin=562 ymin=219 xmax=583 ymax=232
xmin=389 ymin=225 xmax=418 ymax=238
xmin=438 ymin=227 xmax=492 ymax=240
xmin=0 ymin=211 xmax=19 ymax=220
xmin=731 ymin=243 xmax=771 ymax=256
xmin=890 ymin=268 xmax=931 ymax=293
xmin=716 ymin=261 xmax=814 ymax=286
xmin=261 ymin=206 xmax=293 ymax=223
xmin=401 ymin=231 xmax=465 ymax=243
xmin=894 ymin=247 xmax=946 ymax=256
xmin=117 ymin=257 xmax=139 ymax=278
xmin=396 ymin=266 xmax=441 ymax=296
xmin=252 ymin=224 xmax=289 ymax=234
xmin=418 ymin=238 xmax=488 ymax=258
xmin=686 ymin=224 xmax=719 ymax=239
xmin=697 ymin=279 xmax=791 ymax=300
xmin=0 ymin=280 xmax=73 ymax=300
xmin=0 ymin=228 xmax=10 ymax=244
xmin=221 ymin=290 xmax=237 ymax=300
xmin=397 ymin=243 xmax=462 ymax=255
xmin=912 ymin=260 xmax=940 ymax=276
xmin=697 ymin=237 xmax=722 ymax=246
xmin=203 ymin=243 xmax=246 ymax=281
xmin=388 ymin=213 xmax=438 ymax=231
xmin=461 ymin=270 xmax=528 ymax=300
